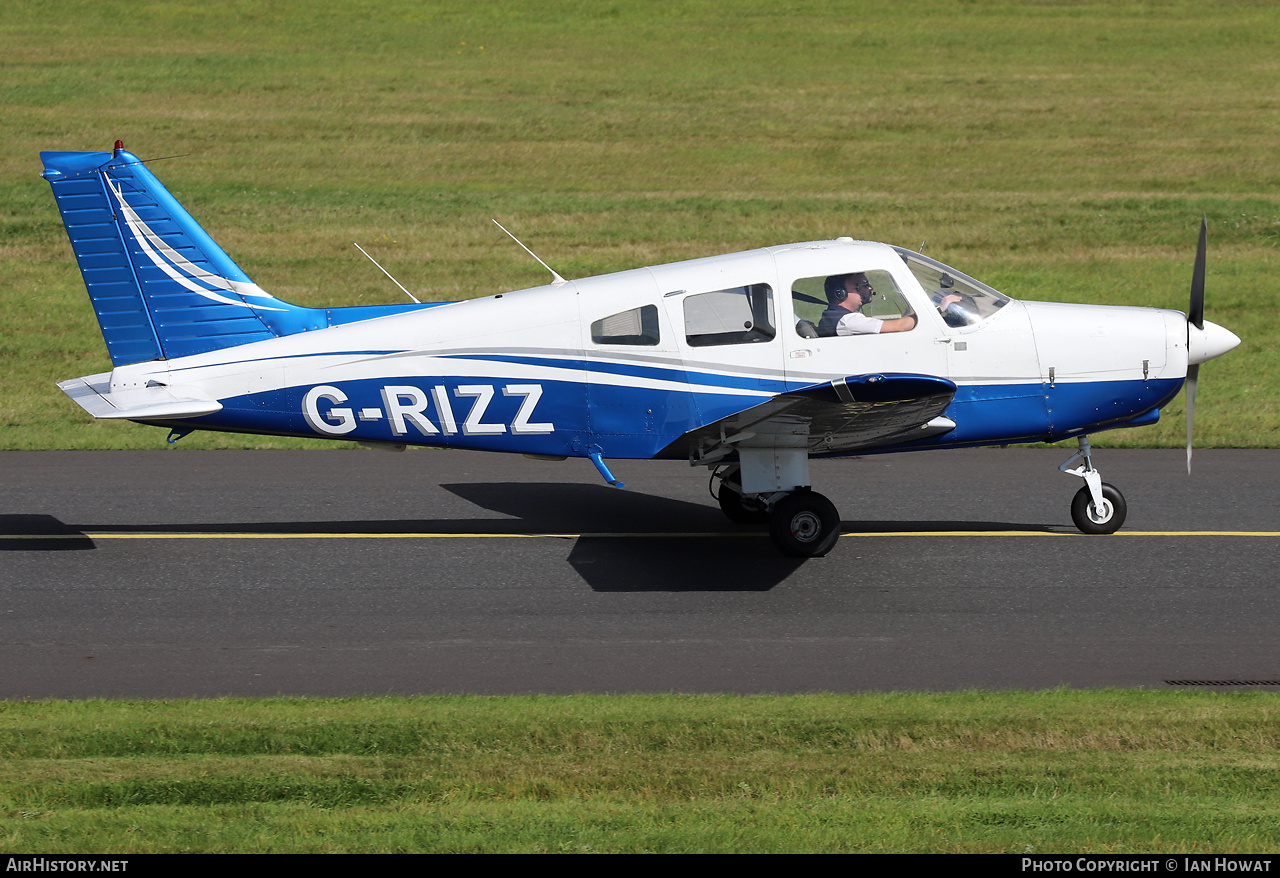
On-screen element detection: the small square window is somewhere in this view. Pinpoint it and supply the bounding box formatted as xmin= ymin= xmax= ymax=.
xmin=591 ymin=304 xmax=660 ymax=345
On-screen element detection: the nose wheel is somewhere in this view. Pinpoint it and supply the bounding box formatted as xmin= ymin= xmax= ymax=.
xmin=1060 ymin=436 xmax=1127 ymax=535
xmin=1070 ymin=482 xmax=1127 ymax=534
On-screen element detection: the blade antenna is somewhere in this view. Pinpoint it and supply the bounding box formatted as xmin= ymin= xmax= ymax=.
xmin=492 ymin=219 xmax=567 ymax=285
xmin=354 ymin=243 xmax=420 ymax=303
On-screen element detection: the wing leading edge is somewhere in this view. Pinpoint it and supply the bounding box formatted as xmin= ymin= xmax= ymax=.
xmin=666 ymin=373 xmax=957 ymax=464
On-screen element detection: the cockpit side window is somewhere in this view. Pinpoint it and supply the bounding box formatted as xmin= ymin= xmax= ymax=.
xmin=684 ymin=283 xmax=775 ymax=347
xmin=791 ymin=270 xmax=913 ymax=337
xmin=591 ymin=304 xmax=660 ymax=346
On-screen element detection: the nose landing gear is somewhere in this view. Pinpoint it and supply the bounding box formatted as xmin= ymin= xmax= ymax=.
xmin=1060 ymin=436 xmax=1127 ymax=534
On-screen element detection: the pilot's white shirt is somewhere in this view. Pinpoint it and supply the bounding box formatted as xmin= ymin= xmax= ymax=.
xmin=835 ymin=311 xmax=884 ymax=335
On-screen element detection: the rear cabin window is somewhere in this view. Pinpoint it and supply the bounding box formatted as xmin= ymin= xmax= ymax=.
xmin=591 ymin=305 xmax=660 ymax=345
xmin=683 ymin=283 xmax=775 ymax=347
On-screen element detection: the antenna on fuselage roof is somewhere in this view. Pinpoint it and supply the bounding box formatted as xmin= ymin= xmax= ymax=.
xmin=919 ymin=240 xmax=926 ymax=255
xmin=492 ymin=219 xmax=567 ymax=286
xmin=353 ymin=242 xmax=421 ymax=303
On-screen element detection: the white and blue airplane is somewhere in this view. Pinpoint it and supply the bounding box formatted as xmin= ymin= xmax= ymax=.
xmin=41 ymin=143 xmax=1240 ymax=556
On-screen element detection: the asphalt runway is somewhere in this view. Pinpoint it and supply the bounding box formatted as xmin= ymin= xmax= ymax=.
xmin=2 ymin=447 xmax=1278 ymax=698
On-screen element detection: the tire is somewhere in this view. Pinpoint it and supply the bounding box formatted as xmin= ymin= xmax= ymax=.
xmin=716 ymin=473 xmax=769 ymax=524
xmin=1070 ymin=482 xmax=1127 ymax=535
xmin=768 ymin=490 xmax=841 ymax=557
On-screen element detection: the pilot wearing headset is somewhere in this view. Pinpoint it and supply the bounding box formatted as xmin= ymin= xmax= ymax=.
xmin=818 ymin=272 xmax=920 ymax=336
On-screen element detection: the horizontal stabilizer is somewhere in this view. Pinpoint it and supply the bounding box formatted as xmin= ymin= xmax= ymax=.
xmin=668 ymin=372 xmax=957 ymax=462
xmin=58 ymin=374 xmax=222 ymax=421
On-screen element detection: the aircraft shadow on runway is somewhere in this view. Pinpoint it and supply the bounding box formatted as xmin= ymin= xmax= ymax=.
xmin=0 ymin=515 xmax=95 ymax=551
xmin=2 ymin=482 xmax=1059 ymax=592
xmin=443 ymin=483 xmax=1061 ymax=592
xmin=443 ymin=482 xmax=799 ymax=591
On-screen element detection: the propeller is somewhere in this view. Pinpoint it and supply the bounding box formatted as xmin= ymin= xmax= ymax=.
xmin=1185 ymin=216 xmax=1206 ymax=475
xmin=1181 ymin=216 xmax=1243 ymax=472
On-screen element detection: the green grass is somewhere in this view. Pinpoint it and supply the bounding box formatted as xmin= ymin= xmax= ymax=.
xmin=5 ymin=6 xmax=1278 ymax=853
xmin=3 ymin=691 xmax=1280 ymax=853
xmin=2 ymin=1 xmax=1279 ymax=449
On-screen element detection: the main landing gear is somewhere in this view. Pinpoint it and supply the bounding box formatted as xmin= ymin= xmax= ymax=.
xmin=713 ymin=466 xmax=769 ymax=524
xmin=711 ymin=464 xmax=842 ymax=557
xmin=1059 ymin=436 xmax=1127 ymax=535
xmin=711 ymin=437 xmax=1128 ymax=554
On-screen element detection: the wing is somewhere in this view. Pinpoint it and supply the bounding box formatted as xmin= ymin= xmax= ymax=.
xmin=664 ymin=373 xmax=957 ymax=463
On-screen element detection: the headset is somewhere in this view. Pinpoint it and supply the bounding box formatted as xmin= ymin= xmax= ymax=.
xmin=825 ymin=273 xmax=871 ymax=306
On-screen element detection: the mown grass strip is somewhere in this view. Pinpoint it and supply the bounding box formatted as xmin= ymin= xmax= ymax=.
xmin=3 ymin=691 xmax=1280 ymax=852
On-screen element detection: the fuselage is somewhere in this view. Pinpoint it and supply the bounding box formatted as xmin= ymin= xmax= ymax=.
xmin=92 ymin=238 xmax=1199 ymax=460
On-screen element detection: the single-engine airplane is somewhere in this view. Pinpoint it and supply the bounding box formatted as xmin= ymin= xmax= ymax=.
xmin=41 ymin=143 xmax=1240 ymax=556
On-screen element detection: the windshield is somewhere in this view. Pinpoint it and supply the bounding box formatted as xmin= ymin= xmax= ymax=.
xmin=893 ymin=247 xmax=1012 ymax=328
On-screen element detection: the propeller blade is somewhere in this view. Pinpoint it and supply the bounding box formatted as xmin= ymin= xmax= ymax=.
xmin=1185 ymin=363 xmax=1199 ymax=474
xmin=1189 ymin=215 xmax=1207 ymax=332
xmin=1185 ymin=217 xmax=1207 ymax=475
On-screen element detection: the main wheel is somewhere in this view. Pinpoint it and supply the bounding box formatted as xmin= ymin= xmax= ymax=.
xmin=1070 ymin=482 xmax=1127 ymax=535
xmin=716 ymin=472 xmax=768 ymax=524
xmin=768 ymin=490 xmax=841 ymax=557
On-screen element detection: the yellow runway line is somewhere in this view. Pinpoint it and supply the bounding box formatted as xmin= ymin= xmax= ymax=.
xmin=3 ymin=530 xmax=1280 ymax=540
xmin=846 ymin=530 xmax=1280 ymax=538
xmin=3 ymin=531 xmax=736 ymax=540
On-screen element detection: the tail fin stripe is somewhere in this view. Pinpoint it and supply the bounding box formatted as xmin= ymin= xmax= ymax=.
xmin=105 ymin=177 xmax=287 ymax=312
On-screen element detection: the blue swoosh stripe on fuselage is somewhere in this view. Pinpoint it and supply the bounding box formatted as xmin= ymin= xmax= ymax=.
xmin=154 ymin=374 xmax=766 ymax=460
xmin=164 ymin=350 xmax=410 ymax=376
xmin=437 ymin=352 xmax=790 ymax=394
xmin=147 ymin=373 xmax=1183 ymax=461
xmin=167 ymin=349 xmax=787 ymax=395
xmin=861 ymin=376 xmax=1184 ymax=454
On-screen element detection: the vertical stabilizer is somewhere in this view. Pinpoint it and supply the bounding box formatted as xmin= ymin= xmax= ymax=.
xmin=41 ymin=144 xmax=324 ymax=366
